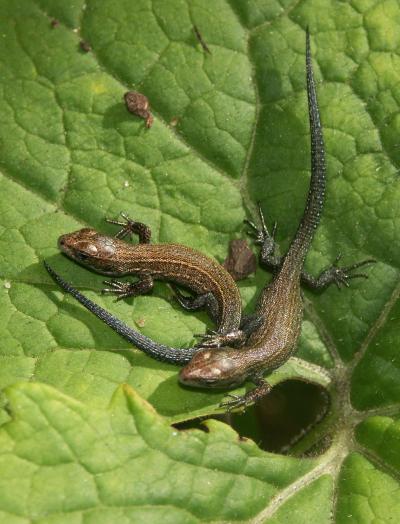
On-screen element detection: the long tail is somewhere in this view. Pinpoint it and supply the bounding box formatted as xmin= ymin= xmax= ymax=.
xmin=285 ymin=29 xmax=326 ymax=268
xmin=44 ymin=261 xmax=199 ymax=365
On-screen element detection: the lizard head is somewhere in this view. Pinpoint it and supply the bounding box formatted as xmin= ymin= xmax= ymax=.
xmin=58 ymin=228 xmax=119 ymax=273
xmin=179 ymin=347 xmax=249 ymax=389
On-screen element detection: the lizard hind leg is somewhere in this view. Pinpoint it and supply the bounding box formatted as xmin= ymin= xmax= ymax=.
xmin=170 ymin=283 xmax=217 ymax=316
xmin=245 ymin=202 xmax=282 ymax=270
xmin=171 ymin=284 xmax=245 ymax=348
xmin=240 ymin=313 xmax=264 ymax=336
xmin=301 ymin=254 xmax=376 ymax=290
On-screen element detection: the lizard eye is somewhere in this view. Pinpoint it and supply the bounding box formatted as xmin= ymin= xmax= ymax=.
xmin=76 ymin=251 xmax=89 ymax=261
xmin=86 ymin=243 xmax=98 ymax=255
xmin=75 ymin=243 xmax=98 ymax=260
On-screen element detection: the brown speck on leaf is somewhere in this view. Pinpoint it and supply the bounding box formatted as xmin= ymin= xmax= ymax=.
xmin=124 ymin=91 xmax=154 ymax=128
xmin=80 ymin=40 xmax=91 ymax=52
xmin=193 ymin=25 xmax=211 ymax=54
xmin=223 ymin=239 xmax=256 ymax=281
xmin=145 ymin=113 xmax=154 ymax=128
xmin=136 ymin=318 xmax=146 ymax=328
xmin=170 ymin=117 xmax=179 ymax=127
xmin=50 ymin=19 xmax=60 ymax=28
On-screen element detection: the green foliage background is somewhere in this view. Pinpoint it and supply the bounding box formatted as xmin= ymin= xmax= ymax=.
xmin=0 ymin=0 xmax=399 ymax=522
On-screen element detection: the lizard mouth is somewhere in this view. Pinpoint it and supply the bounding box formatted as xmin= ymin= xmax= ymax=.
xmin=179 ymin=366 xmax=219 ymax=388
xmin=58 ymin=235 xmax=88 ymax=262
xmin=58 ymin=234 xmax=75 ymax=258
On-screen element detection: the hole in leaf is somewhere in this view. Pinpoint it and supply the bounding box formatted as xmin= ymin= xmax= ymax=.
xmin=229 ymin=380 xmax=330 ymax=454
xmin=173 ymin=380 xmax=330 ymax=455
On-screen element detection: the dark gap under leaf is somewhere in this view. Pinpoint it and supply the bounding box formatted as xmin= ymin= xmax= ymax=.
xmin=174 ymin=380 xmax=330 ymax=455
xmin=230 ymin=380 xmax=330 ymax=454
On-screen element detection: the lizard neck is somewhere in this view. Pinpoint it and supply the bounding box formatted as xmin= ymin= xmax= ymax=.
xmin=283 ymin=30 xmax=326 ymax=276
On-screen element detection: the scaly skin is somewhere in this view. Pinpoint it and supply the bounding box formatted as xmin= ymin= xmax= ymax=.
xmin=45 ymin=31 xmax=375 ymax=409
xmin=178 ymin=30 xmax=375 ymax=409
xmin=56 ymin=217 xmax=246 ymax=350
xmin=44 ymin=261 xmax=201 ymax=364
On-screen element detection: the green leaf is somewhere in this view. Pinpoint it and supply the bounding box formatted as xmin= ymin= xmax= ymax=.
xmin=1 ymin=0 xmax=400 ymax=520
xmin=336 ymin=453 xmax=400 ymax=522
xmin=0 ymin=382 xmax=317 ymax=522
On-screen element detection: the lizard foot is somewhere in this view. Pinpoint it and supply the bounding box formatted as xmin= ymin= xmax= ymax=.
xmin=102 ymin=275 xmax=153 ymax=300
xmin=244 ymin=202 xmax=281 ymax=268
xmin=194 ymin=329 xmax=246 ymax=349
xmin=106 ymin=212 xmax=151 ymax=243
xmin=219 ymin=393 xmax=249 ymax=412
xmin=320 ymin=255 xmax=376 ymax=289
xmin=102 ymin=279 xmax=134 ymax=300
xmin=244 ymin=202 xmax=276 ymax=248
xmin=220 ymin=378 xmax=272 ymax=412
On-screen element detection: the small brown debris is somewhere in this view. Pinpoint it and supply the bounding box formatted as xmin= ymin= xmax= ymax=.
xmin=170 ymin=117 xmax=179 ymax=127
xmin=50 ymin=19 xmax=60 ymax=28
xmin=80 ymin=40 xmax=91 ymax=53
xmin=124 ymin=91 xmax=154 ymax=128
xmin=193 ymin=25 xmax=211 ymax=54
xmin=223 ymin=239 xmax=256 ymax=281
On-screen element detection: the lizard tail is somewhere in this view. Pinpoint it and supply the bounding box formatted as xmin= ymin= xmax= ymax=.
xmin=285 ymin=29 xmax=326 ymax=267
xmin=44 ymin=261 xmax=198 ymax=365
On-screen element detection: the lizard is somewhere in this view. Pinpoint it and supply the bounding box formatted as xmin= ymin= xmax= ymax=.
xmin=45 ymin=260 xmax=209 ymax=364
xmin=44 ymin=30 xmax=375 ymax=408
xmin=54 ymin=214 xmax=254 ymax=351
xmin=177 ymin=30 xmax=375 ymax=408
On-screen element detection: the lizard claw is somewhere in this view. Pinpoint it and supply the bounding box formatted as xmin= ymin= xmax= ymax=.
xmin=193 ymin=330 xmax=218 ymax=339
xmin=244 ymin=219 xmax=264 ymax=245
xmin=102 ymin=279 xmax=133 ymax=300
xmin=106 ymin=212 xmax=138 ymax=240
xmin=194 ymin=329 xmax=246 ymax=349
xmin=271 ymin=221 xmax=278 ymax=241
xmin=244 ymin=202 xmax=276 ymax=252
xmin=106 ymin=212 xmax=151 ymax=243
xmin=219 ymin=393 xmax=248 ymax=412
xmin=194 ymin=330 xmax=223 ymax=348
xmin=327 ymin=257 xmax=376 ymax=289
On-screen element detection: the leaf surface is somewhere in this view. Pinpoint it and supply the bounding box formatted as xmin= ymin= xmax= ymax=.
xmin=0 ymin=0 xmax=400 ymax=521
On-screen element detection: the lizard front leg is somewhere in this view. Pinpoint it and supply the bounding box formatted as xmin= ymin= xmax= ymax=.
xmin=106 ymin=212 xmax=152 ymax=243
xmin=219 ymin=373 xmax=271 ymax=411
xmin=102 ymin=274 xmax=154 ymax=300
